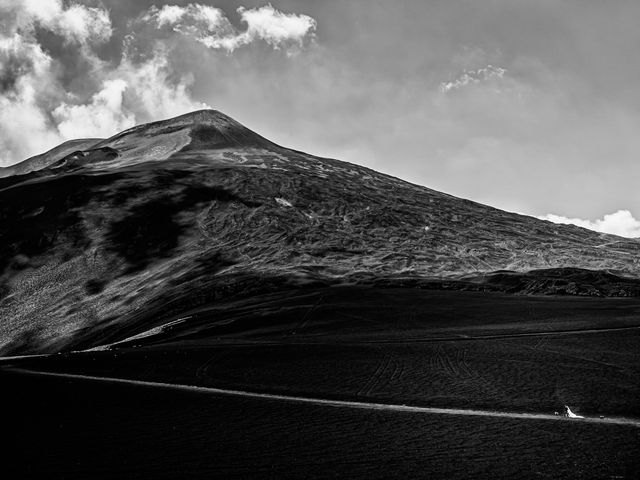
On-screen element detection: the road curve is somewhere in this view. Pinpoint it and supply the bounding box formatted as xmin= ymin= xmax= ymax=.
xmin=9 ymin=367 xmax=640 ymax=428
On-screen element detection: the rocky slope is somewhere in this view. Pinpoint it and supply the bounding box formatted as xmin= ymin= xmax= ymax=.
xmin=1 ymin=110 xmax=638 ymax=353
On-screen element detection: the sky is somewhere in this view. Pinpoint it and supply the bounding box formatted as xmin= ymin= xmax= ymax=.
xmin=1 ymin=0 xmax=639 ymax=237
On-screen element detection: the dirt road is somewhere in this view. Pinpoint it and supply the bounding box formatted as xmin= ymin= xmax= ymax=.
xmin=9 ymin=367 xmax=640 ymax=428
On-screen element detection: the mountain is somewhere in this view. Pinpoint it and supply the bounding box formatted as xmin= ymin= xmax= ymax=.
xmin=1 ymin=109 xmax=639 ymax=354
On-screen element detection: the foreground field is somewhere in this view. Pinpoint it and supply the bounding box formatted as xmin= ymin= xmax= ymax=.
xmin=9 ymin=328 xmax=640 ymax=417
xmin=13 ymin=289 xmax=640 ymax=416
xmin=3 ymin=370 xmax=639 ymax=479
xmin=4 ymin=289 xmax=640 ymax=478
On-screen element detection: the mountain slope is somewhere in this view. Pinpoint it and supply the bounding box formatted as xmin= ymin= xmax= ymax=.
xmin=0 ymin=109 xmax=639 ymax=354
xmin=0 ymin=138 xmax=103 ymax=178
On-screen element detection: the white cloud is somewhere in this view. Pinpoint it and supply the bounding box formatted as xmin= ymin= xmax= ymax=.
xmin=143 ymin=4 xmax=230 ymax=33
xmin=8 ymin=0 xmax=112 ymax=44
xmin=538 ymin=210 xmax=640 ymax=238
xmin=0 ymin=1 xmax=208 ymax=165
xmin=144 ymin=3 xmax=317 ymax=53
xmin=53 ymin=3 xmax=112 ymax=44
xmin=0 ymin=79 xmax=64 ymax=164
xmin=0 ymin=31 xmax=63 ymax=163
xmin=53 ymin=79 xmax=135 ymax=139
xmin=48 ymin=48 xmax=208 ymax=142
xmin=114 ymin=48 xmax=209 ymax=120
xmin=151 ymin=5 xmax=191 ymax=27
xmin=237 ymin=4 xmax=317 ymax=49
xmin=0 ymin=0 xmax=114 ymax=164
xmin=440 ymin=65 xmax=507 ymax=93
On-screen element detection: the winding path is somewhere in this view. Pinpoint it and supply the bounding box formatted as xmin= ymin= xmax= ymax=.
xmin=9 ymin=367 xmax=640 ymax=428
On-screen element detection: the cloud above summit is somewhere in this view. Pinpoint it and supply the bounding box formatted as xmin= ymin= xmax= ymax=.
xmin=143 ymin=3 xmax=316 ymax=52
xmin=0 ymin=0 xmax=113 ymax=163
xmin=1 ymin=0 xmax=112 ymax=44
xmin=439 ymin=65 xmax=507 ymax=93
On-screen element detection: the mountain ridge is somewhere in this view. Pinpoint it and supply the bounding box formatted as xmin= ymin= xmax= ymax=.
xmin=1 ymin=109 xmax=639 ymax=354
xmin=0 ymin=138 xmax=103 ymax=178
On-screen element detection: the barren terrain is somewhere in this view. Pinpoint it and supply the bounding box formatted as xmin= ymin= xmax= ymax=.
xmin=1 ymin=110 xmax=639 ymax=354
xmin=3 ymin=290 xmax=640 ymax=478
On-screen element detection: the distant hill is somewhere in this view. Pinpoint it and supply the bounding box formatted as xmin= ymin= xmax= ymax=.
xmin=0 ymin=138 xmax=103 ymax=178
xmin=1 ymin=109 xmax=639 ymax=353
